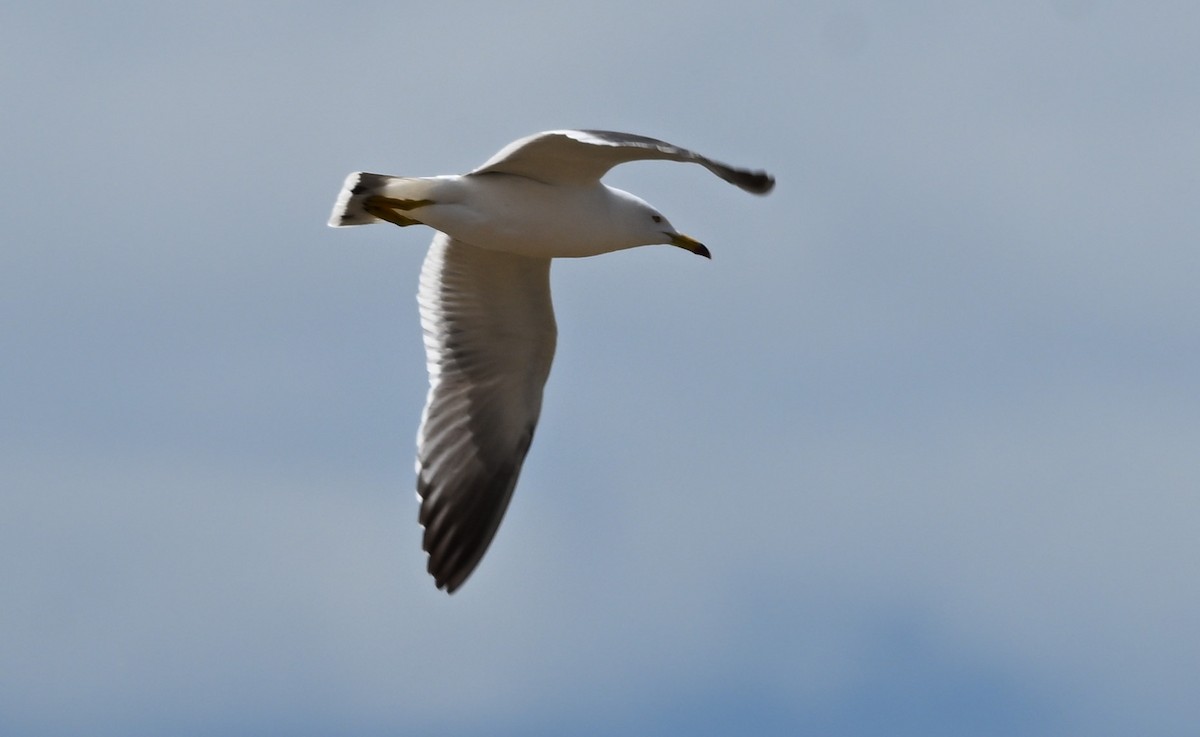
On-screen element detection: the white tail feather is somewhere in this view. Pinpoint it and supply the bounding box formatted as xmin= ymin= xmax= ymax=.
xmin=328 ymin=172 xmax=395 ymax=227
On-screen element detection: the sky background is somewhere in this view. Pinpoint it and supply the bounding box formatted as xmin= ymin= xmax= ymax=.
xmin=3 ymin=1 xmax=1198 ymax=735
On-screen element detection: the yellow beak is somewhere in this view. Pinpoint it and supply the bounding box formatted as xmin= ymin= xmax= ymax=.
xmin=668 ymin=233 xmax=711 ymax=259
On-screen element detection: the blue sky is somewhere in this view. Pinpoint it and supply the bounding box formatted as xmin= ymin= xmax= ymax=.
xmin=3 ymin=2 xmax=1198 ymax=735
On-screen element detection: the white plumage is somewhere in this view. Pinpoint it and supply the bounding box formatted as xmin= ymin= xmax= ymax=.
xmin=329 ymin=129 xmax=774 ymax=592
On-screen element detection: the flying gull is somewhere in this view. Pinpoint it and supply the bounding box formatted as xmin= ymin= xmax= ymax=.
xmin=329 ymin=129 xmax=775 ymax=592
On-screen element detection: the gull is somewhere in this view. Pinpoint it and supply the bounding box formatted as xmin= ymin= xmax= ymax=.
xmin=329 ymin=130 xmax=774 ymax=592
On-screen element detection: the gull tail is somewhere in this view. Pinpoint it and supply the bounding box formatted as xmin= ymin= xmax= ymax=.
xmin=327 ymin=172 xmax=396 ymax=227
xmin=328 ymin=173 xmax=445 ymax=227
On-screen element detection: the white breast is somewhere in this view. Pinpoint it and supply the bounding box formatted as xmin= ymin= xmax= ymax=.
xmin=416 ymin=174 xmax=647 ymax=259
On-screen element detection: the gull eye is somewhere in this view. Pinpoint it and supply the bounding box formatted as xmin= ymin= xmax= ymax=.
xmin=651 ymin=214 xmax=663 ymax=224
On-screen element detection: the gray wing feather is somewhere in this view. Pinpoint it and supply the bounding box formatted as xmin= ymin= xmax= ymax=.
xmin=472 ymin=129 xmax=775 ymax=194
xmin=415 ymin=233 xmax=557 ymax=593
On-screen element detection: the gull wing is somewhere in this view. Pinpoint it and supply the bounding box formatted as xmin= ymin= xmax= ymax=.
xmin=471 ymin=129 xmax=775 ymax=194
xmin=415 ymin=233 xmax=557 ymax=593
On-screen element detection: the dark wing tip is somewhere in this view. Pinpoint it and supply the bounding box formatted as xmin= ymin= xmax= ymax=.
xmin=416 ymin=423 xmax=536 ymax=594
xmin=418 ymin=475 xmax=486 ymax=595
xmin=720 ymin=167 xmax=775 ymax=195
xmin=744 ymin=170 xmax=776 ymax=195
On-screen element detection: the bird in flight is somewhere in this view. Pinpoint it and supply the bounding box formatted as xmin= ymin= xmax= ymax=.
xmin=329 ymin=129 xmax=774 ymax=592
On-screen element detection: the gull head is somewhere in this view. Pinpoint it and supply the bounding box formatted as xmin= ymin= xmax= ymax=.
xmin=611 ymin=189 xmax=710 ymax=259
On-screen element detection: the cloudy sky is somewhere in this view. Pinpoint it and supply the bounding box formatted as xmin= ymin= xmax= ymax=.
xmin=3 ymin=2 xmax=1198 ymax=735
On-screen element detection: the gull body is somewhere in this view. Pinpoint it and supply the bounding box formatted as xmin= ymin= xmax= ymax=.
xmin=345 ymin=173 xmax=680 ymax=258
xmin=329 ymin=129 xmax=774 ymax=592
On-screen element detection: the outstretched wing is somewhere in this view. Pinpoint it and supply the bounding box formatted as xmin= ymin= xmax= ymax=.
xmin=472 ymin=129 xmax=775 ymax=194
xmin=415 ymin=233 xmax=557 ymax=593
